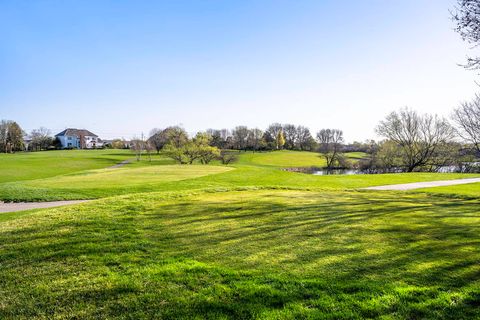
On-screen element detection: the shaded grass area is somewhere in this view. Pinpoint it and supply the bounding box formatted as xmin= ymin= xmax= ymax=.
xmin=0 ymin=189 xmax=479 ymax=319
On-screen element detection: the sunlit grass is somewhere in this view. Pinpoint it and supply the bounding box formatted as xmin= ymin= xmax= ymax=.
xmin=1 ymin=189 xmax=479 ymax=318
xmin=0 ymin=149 xmax=133 ymax=183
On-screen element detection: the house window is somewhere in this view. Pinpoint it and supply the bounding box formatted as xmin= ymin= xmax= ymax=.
xmin=68 ymin=137 xmax=72 ymax=140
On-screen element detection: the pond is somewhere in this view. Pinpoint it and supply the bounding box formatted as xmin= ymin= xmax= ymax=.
xmin=285 ymin=163 xmax=480 ymax=175
xmin=313 ymin=169 xmax=361 ymax=175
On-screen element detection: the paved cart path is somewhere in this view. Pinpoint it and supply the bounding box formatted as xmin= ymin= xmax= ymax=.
xmin=109 ymin=160 xmax=131 ymax=169
xmin=363 ymin=177 xmax=480 ymax=191
xmin=0 ymin=200 xmax=89 ymax=213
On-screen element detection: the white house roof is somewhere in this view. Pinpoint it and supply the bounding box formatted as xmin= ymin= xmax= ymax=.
xmin=55 ymin=128 xmax=98 ymax=138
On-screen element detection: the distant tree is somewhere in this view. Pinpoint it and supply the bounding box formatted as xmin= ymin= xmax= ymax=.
xmin=452 ymin=94 xmax=480 ymax=153
xmin=0 ymin=120 xmax=9 ymax=153
xmin=144 ymin=140 xmax=155 ymax=162
xmin=376 ymin=108 xmax=455 ymax=172
xmin=148 ymin=128 xmax=165 ymax=153
xmin=232 ymin=126 xmax=249 ymax=151
xmin=266 ymin=123 xmax=283 ymax=149
xmin=131 ymin=138 xmax=144 ymax=161
xmin=164 ymin=126 xmax=188 ymax=148
xmin=282 ymin=124 xmax=297 ymax=149
xmin=247 ymin=128 xmax=264 ymax=152
xmin=8 ymin=122 xmax=24 ymax=152
xmin=163 ymin=132 xmax=220 ymax=165
xmin=262 ymin=131 xmax=276 ymax=150
xmin=111 ymin=139 xmax=127 ymax=149
xmin=30 ymin=127 xmax=52 ymax=151
xmin=316 ymin=129 xmax=344 ymax=168
xmin=205 ymin=129 xmax=223 ymax=148
xmin=452 ymin=0 xmax=480 ymax=69
xmin=296 ymin=126 xmax=315 ymax=151
xmin=374 ymin=140 xmax=403 ymax=170
xmin=277 ymin=130 xmax=286 ymax=150
xmin=219 ymin=150 xmax=238 ymax=164
xmin=148 ymin=126 xmax=189 ymax=153
xmin=0 ymin=121 xmax=24 ymax=153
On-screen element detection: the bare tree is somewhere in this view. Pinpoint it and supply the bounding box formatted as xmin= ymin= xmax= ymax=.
xmin=452 ymin=94 xmax=480 ymax=153
xmin=144 ymin=140 xmax=155 ymax=162
xmin=316 ymin=129 xmax=344 ymax=169
xmin=247 ymin=128 xmax=264 ymax=152
xmin=30 ymin=127 xmax=52 ymax=151
xmin=131 ymin=138 xmax=144 ymax=161
xmin=376 ymin=108 xmax=455 ymax=172
xmin=452 ymin=0 xmax=480 ymax=69
xmin=232 ymin=126 xmax=249 ymax=151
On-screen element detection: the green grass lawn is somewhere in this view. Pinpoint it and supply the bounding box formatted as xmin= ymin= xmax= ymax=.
xmin=0 ymin=161 xmax=478 ymax=201
xmin=414 ymin=182 xmax=480 ymax=198
xmin=0 ymin=149 xmax=133 ymax=183
xmin=1 ymin=150 xmax=477 ymax=202
xmin=1 ymin=189 xmax=479 ymax=319
xmin=1 ymin=150 xmax=480 ymax=318
xmin=237 ymin=150 xmax=367 ymax=167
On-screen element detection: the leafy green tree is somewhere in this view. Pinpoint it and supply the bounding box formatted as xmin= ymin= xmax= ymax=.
xmin=163 ymin=132 xmax=220 ymax=165
xmin=163 ymin=143 xmax=188 ymax=164
xmin=199 ymin=146 xmax=220 ymax=164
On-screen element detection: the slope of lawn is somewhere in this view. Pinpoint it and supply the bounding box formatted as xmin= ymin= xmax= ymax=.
xmin=414 ymin=182 xmax=480 ymax=198
xmin=1 ymin=161 xmax=479 ymax=201
xmin=238 ymin=150 xmax=327 ymax=167
xmin=0 ymin=149 xmax=133 ymax=183
xmin=238 ymin=150 xmax=367 ymax=168
xmin=1 ymin=189 xmax=479 ymax=319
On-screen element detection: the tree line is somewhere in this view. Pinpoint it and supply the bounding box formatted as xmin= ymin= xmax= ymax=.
xmin=2 ymin=94 xmax=480 ymax=173
xmin=0 ymin=122 xmax=58 ymax=153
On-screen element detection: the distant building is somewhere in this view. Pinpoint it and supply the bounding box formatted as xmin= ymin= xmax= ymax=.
xmin=55 ymin=128 xmax=103 ymax=149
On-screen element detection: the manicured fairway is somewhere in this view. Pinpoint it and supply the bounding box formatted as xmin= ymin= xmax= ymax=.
xmin=415 ymin=182 xmax=480 ymax=198
xmin=0 ymin=150 xmax=133 ymax=183
xmin=0 ymin=150 xmax=479 ymax=201
xmin=0 ymin=189 xmax=479 ymax=319
xmin=1 ymin=150 xmax=479 ymax=318
xmin=1 ymin=163 xmax=478 ymax=201
xmin=238 ymin=150 xmax=328 ymax=167
xmin=238 ymin=150 xmax=367 ymax=167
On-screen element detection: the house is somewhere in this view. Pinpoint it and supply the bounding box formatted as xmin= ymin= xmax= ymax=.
xmin=55 ymin=128 xmax=103 ymax=149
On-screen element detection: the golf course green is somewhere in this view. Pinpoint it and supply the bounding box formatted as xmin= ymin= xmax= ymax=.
xmin=0 ymin=149 xmax=479 ymax=319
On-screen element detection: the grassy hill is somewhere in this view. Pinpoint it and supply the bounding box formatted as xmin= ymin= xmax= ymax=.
xmin=237 ymin=150 xmax=368 ymax=167
xmin=0 ymin=150 xmax=477 ymax=201
xmin=0 ymin=149 xmax=133 ymax=183
xmin=0 ymin=150 xmax=480 ymax=318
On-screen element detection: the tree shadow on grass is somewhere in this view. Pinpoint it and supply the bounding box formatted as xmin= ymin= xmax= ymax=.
xmin=0 ymin=190 xmax=479 ymax=319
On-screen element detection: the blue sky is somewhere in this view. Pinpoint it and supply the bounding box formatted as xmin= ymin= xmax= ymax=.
xmin=0 ymin=0 xmax=477 ymax=141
